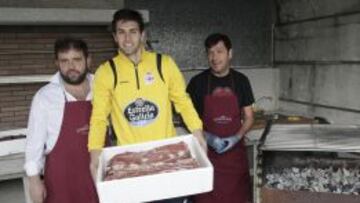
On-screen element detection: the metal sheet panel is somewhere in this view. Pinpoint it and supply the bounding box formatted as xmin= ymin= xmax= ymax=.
xmin=261 ymin=187 xmax=360 ymax=203
xmin=261 ymin=124 xmax=360 ymax=152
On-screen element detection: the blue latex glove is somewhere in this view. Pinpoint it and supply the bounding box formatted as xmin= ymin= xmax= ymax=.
xmin=217 ymin=135 xmax=241 ymax=154
xmin=204 ymin=131 xmax=227 ymax=153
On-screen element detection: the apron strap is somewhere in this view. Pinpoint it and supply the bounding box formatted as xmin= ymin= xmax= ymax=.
xmin=207 ymin=74 xmax=212 ymax=95
xmin=230 ymin=71 xmax=235 ymax=91
xmin=62 ymin=90 xmax=68 ymax=102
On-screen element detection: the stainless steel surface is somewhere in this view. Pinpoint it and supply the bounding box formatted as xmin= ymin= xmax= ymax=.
xmin=261 ymin=124 xmax=360 ymax=152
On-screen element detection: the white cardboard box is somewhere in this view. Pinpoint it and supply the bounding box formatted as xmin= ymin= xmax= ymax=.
xmin=96 ymin=134 xmax=213 ymax=203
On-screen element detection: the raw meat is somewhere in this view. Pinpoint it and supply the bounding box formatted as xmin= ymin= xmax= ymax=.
xmin=104 ymin=142 xmax=200 ymax=181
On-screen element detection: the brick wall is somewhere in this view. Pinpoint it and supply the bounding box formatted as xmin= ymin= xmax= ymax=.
xmin=0 ymin=25 xmax=116 ymax=130
xmin=0 ymin=83 xmax=44 ymax=129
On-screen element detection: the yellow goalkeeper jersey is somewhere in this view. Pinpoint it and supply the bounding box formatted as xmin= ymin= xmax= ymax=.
xmin=88 ymin=49 xmax=202 ymax=149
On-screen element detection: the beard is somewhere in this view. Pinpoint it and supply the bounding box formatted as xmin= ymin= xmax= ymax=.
xmin=60 ymin=68 xmax=88 ymax=85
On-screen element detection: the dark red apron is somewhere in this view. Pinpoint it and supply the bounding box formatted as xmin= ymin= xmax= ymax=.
xmin=194 ymin=74 xmax=251 ymax=203
xmin=44 ymin=98 xmax=99 ymax=203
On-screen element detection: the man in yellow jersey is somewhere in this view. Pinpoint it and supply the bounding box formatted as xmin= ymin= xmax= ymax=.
xmin=88 ymin=9 xmax=206 ymax=202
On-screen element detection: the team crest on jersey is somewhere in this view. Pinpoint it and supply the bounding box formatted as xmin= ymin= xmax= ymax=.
xmin=144 ymin=72 xmax=155 ymax=85
xmin=124 ymin=98 xmax=159 ymax=126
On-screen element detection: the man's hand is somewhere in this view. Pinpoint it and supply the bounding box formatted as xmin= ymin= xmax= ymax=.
xmin=192 ymin=129 xmax=208 ymax=153
xmin=204 ymin=131 xmax=227 ymax=153
xmin=90 ymin=149 xmax=102 ymax=182
xmin=28 ymin=175 xmax=46 ymax=203
xmin=218 ymin=134 xmax=242 ymax=154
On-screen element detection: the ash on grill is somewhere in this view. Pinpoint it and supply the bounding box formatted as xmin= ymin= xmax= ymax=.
xmin=263 ymin=151 xmax=360 ymax=195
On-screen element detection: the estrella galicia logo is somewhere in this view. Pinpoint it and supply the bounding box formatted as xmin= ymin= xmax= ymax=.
xmin=124 ymin=98 xmax=159 ymax=126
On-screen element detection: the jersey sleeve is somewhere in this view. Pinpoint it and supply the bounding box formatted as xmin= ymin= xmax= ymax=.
xmin=88 ymin=62 xmax=114 ymax=150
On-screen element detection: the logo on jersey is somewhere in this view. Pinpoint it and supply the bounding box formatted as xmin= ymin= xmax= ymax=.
xmin=144 ymin=72 xmax=155 ymax=85
xmin=124 ymin=98 xmax=159 ymax=126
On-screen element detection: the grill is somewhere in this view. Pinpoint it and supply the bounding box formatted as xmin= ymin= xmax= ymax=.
xmin=255 ymin=124 xmax=360 ymax=203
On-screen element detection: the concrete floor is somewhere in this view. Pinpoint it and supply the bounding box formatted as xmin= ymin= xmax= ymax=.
xmin=0 ymin=179 xmax=25 ymax=203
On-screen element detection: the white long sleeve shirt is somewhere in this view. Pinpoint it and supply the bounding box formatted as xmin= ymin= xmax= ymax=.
xmin=24 ymin=72 xmax=93 ymax=176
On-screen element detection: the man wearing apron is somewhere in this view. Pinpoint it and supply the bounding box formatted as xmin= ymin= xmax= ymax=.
xmin=25 ymin=37 xmax=98 ymax=203
xmin=187 ymin=33 xmax=255 ymax=203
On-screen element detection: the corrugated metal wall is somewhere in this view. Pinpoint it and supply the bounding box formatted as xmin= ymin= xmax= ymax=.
xmin=274 ymin=0 xmax=360 ymax=124
xmin=0 ymin=0 xmax=123 ymax=9
xmin=126 ymin=0 xmax=275 ymax=69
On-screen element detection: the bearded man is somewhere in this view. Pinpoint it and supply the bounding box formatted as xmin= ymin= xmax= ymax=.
xmin=24 ymin=37 xmax=98 ymax=203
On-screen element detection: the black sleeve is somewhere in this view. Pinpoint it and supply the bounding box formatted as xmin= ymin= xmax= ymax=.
xmin=186 ymin=78 xmax=203 ymax=116
xmin=237 ymin=74 xmax=255 ymax=108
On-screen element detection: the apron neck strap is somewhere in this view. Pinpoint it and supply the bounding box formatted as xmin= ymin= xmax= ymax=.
xmin=207 ymin=74 xmax=212 ymax=95
xmin=62 ymin=90 xmax=68 ymax=102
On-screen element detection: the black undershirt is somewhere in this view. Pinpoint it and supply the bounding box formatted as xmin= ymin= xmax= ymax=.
xmin=187 ymin=69 xmax=255 ymax=117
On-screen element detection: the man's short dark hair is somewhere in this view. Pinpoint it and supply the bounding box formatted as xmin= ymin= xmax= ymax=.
xmin=54 ymin=37 xmax=88 ymax=59
xmin=112 ymin=9 xmax=145 ymax=33
xmin=204 ymin=33 xmax=232 ymax=52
